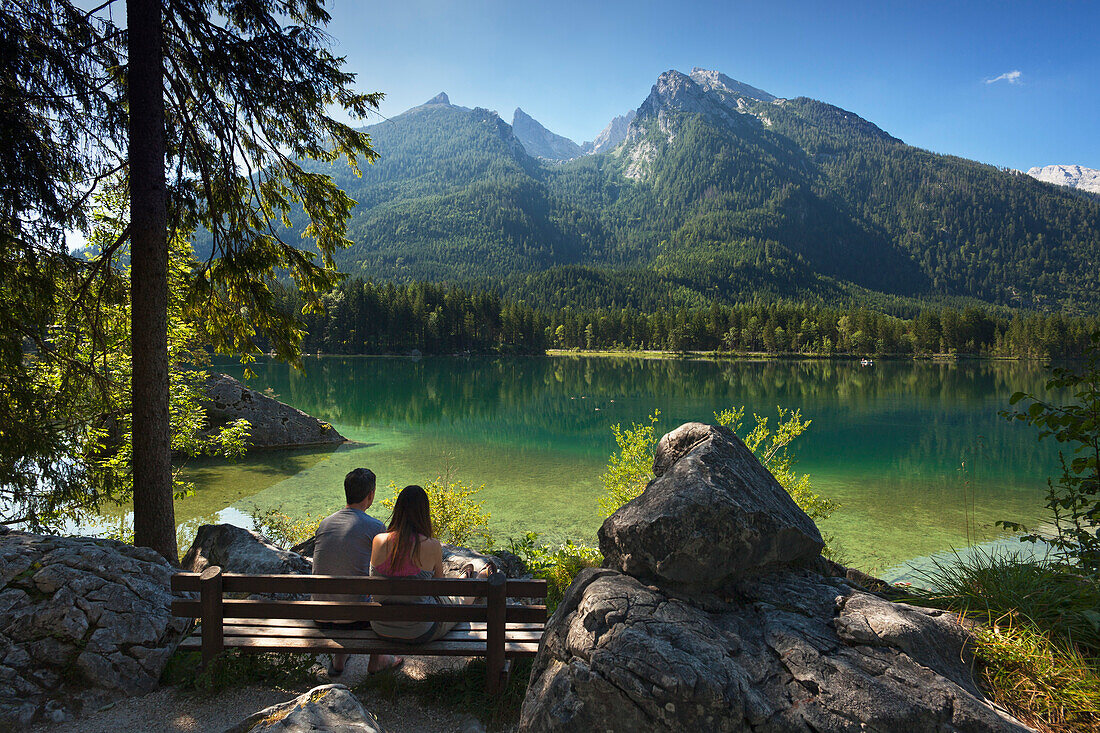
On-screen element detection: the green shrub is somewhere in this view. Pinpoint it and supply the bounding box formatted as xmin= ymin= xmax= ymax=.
xmin=599 ymin=405 xmax=838 ymax=524
xmin=383 ymin=476 xmax=493 ymax=550
xmin=162 ymin=648 xmax=317 ymax=693
xmin=1000 ymin=331 xmax=1100 ymax=575
xmin=507 ymin=532 xmax=602 ymax=611
xmin=249 ymin=505 xmax=321 ymax=549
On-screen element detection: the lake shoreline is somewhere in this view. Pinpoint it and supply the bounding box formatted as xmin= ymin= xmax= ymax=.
xmin=291 ymin=349 xmax=1046 ymax=362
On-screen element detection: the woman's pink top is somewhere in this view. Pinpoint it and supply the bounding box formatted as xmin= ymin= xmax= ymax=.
xmin=373 ymin=534 xmax=429 ymax=577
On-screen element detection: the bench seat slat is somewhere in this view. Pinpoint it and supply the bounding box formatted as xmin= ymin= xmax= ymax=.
xmin=218 ymin=617 xmax=544 ymax=631
xmin=178 ymin=635 xmax=540 ymax=657
xmin=173 ymin=599 xmax=547 ymax=623
xmin=218 ymin=624 xmax=545 ymax=642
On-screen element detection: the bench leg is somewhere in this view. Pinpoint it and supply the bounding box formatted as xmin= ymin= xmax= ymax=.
xmin=486 ymin=658 xmax=512 ymax=694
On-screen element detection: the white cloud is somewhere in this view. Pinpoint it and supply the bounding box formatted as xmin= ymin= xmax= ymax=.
xmin=985 ymin=70 xmax=1022 ymax=85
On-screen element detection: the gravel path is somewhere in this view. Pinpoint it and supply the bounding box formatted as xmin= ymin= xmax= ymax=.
xmin=30 ymin=654 xmax=487 ymax=733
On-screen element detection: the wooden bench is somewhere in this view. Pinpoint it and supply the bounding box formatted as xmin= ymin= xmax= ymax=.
xmin=171 ymin=566 xmax=547 ymax=692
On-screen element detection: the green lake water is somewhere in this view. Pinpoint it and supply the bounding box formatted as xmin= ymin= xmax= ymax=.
xmin=104 ymin=356 xmax=1060 ymax=574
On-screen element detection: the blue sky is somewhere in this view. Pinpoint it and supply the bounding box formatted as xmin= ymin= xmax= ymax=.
xmin=326 ymin=0 xmax=1099 ymax=170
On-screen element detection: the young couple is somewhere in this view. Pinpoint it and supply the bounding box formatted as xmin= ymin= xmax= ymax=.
xmin=310 ymin=467 xmax=493 ymax=677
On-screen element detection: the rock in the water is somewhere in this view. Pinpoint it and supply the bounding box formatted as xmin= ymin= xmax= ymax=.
xmin=0 ymin=531 xmax=189 ymax=727
xmin=520 ymin=567 xmax=1029 ymax=732
xmin=201 ymin=373 xmax=346 ymax=450
xmin=600 ymin=422 xmax=824 ymax=591
xmin=181 ymin=523 xmax=312 ymax=576
xmin=225 ymin=684 xmax=384 ymax=733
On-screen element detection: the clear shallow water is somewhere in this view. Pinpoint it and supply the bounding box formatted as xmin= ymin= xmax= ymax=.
xmin=98 ymin=356 xmax=1060 ymax=571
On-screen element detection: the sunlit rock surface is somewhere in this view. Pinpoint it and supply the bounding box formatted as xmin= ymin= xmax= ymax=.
xmin=0 ymin=530 xmax=188 ymax=727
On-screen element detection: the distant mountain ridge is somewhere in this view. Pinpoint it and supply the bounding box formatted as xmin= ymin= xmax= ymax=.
xmin=1027 ymin=164 xmax=1100 ymax=196
xmin=582 ymin=110 xmax=636 ymax=155
xmin=289 ymin=70 xmax=1100 ymax=314
xmin=512 ymin=108 xmax=584 ymax=161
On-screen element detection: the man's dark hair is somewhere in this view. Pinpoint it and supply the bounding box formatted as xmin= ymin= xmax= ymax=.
xmin=344 ymin=468 xmax=376 ymax=505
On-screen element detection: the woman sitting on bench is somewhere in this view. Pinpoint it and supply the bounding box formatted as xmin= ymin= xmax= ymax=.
xmin=369 ymin=484 xmax=493 ymax=643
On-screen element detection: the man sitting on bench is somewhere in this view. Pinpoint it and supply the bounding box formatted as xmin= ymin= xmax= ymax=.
xmin=311 ymin=467 xmax=402 ymax=676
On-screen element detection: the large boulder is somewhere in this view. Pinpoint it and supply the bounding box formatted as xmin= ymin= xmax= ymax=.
xmin=600 ymin=422 xmax=823 ymax=591
xmin=519 ymin=422 xmax=1031 ymax=733
xmin=520 ymin=568 xmax=1028 ymax=732
xmin=225 ymin=684 xmax=384 ymax=733
xmin=0 ymin=530 xmax=189 ymax=727
xmin=181 ymin=523 xmax=312 ymax=575
xmin=201 ymin=373 xmax=346 ymax=450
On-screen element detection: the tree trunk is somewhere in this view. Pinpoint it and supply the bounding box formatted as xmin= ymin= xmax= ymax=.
xmin=129 ymin=0 xmax=177 ymax=563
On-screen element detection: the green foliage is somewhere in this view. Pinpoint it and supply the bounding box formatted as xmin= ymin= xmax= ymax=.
xmin=506 ymin=532 xmax=602 ymax=611
xmin=279 ymin=278 xmax=547 ymax=355
xmin=598 ymin=410 xmax=662 ymax=517
xmin=162 ymin=649 xmax=317 ymax=694
xmin=249 ymin=506 xmax=321 ymax=550
xmin=716 ymin=406 xmax=838 ymax=522
xmin=2 ymin=188 xmax=252 ymax=530
xmin=905 ymin=550 xmax=1100 ymax=732
xmin=382 ymin=476 xmax=493 ymax=550
xmin=600 ymin=406 xmax=836 ymax=529
xmin=1000 ymin=332 xmax=1100 ymax=574
xmin=972 ymin=620 xmax=1100 ymax=733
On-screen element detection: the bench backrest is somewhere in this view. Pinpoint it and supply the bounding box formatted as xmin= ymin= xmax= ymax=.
xmin=170 ymin=567 xmax=547 ymax=624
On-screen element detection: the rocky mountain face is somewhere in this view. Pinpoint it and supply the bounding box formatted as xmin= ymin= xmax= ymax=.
xmin=582 ymin=109 xmax=636 ymax=154
xmin=1027 ymin=164 xmax=1100 ymax=195
xmin=519 ymin=422 xmax=1030 ymax=732
xmin=689 ymin=66 xmax=777 ymax=102
xmin=627 ymin=68 xmax=778 ymax=145
xmin=512 ymin=108 xmax=585 ymax=161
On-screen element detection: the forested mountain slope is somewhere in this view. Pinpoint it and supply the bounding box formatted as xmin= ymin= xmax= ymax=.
xmin=299 ymin=71 xmax=1100 ymax=313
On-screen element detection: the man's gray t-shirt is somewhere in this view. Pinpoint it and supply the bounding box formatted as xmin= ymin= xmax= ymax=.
xmin=311 ymin=507 xmax=386 ymax=602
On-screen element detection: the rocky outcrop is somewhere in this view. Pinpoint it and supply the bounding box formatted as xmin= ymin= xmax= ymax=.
xmin=689 ymin=67 xmax=777 ymax=102
xmin=200 ymin=373 xmax=345 ymax=450
xmin=519 ymin=423 xmax=1030 ymax=732
xmin=601 ymin=422 xmax=823 ymax=591
xmin=225 ymin=684 xmax=384 ymax=733
xmin=181 ymin=523 xmax=312 ymax=576
xmin=0 ymin=530 xmax=188 ymax=728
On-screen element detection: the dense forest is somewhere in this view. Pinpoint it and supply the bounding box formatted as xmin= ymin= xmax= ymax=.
xmin=278 ymin=279 xmax=1099 ymax=359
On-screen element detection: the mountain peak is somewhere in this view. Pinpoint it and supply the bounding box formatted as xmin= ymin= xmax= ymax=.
xmin=511 ymin=108 xmax=583 ymax=161
xmin=689 ymin=68 xmax=776 ymax=102
xmin=1027 ymin=164 xmax=1100 ymax=196
xmin=584 ymin=110 xmax=636 ymax=155
xmin=424 ymin=92 xmax=450 ymax=106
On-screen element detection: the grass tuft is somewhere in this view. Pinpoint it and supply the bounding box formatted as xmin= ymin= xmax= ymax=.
xmin=903 ymin=548 xmax=1100 ymax=733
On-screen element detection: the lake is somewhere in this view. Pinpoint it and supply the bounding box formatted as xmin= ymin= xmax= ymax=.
xmin=99 ymin=356 xmax=1060 ymax=575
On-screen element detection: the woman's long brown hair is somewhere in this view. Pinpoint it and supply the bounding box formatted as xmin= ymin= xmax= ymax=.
xmin=387 ymin=484 xmax=433 ymax=569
